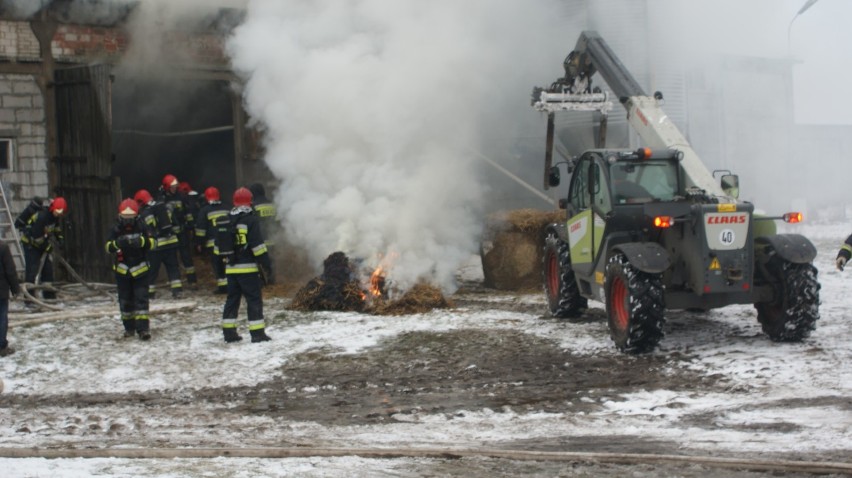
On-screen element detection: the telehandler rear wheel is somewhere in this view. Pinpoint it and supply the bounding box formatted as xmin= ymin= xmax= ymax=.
xmin=755 ymin=260 xmax=820 ymax=342
xmin=543 ymin=232 xmax=587 ymax=318
xmin=605 ymin=253 xmax=665 ymax=353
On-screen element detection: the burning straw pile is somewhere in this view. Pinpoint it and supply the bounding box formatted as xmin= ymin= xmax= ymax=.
xmin=290 ymin=252 xmax=452 ymax=315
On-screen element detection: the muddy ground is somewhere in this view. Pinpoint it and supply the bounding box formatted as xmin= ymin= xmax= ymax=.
xmin=2 ymin=233 xmax=851 ymax=476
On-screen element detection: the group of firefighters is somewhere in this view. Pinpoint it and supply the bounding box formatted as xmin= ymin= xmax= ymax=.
xmin=12 ymin=175 xmax=278 ymax=345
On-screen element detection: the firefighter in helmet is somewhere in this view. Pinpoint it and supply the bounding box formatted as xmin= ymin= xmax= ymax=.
xmin=179 ymin=181 xmax=202 ymax=230
xmin=217 ymin=187 xmax=274 ymax=343
xmin=135 ymin=189 xmax=183 ymax=298
xmin=195 ymin=186 xmax=229 ymax=294
xmin=20 ymin=196 xmax=67 ymax=300
xmin=158 ymin=174 xmax=197 ymax=285
xmin=105 ymin=199 xmax=153 ymax=340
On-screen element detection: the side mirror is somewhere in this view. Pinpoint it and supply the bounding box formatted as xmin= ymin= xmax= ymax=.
xmin=720 ymin=174 xmax=739 ymax=199
xmin=547 ymin=166 xmax=561 ymax=187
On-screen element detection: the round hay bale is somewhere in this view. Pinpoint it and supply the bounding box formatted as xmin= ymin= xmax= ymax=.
xmin=480 ymin=208 xmax=564 ymax=291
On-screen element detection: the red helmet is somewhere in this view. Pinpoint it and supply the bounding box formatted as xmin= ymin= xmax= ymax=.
xmin=162 ymin=174 xmax=179 ymax=189
xmin=204 ymin=186 xmax=220 ymax=202
xmin=178 ymin=181 xmax=192 ymax=194
xmin=118 ymin=198 xmax=139 ymax=217
xmin=134 ymin=189 xmax=153 ymax=206
xmin=49 ymin=197 xmax=67 ymax=215
xmin=233 ymin=187 xmax=253 ymax=207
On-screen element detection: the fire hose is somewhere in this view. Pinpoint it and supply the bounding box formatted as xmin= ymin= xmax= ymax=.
xmin=21 ymin=241 xmax=116 ymax=312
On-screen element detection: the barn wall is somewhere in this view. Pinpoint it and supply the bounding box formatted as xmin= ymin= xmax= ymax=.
xmin=0 ymin=73 xmax=49 ymax=217
xmin=0 ymin=20 xmax=40 ymax=60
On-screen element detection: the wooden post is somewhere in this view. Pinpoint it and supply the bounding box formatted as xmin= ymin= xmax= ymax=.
xmin=231 ymin=88 xmax=246 ymax=186
xmin=30 ymin=13 xmax=59 ymax=195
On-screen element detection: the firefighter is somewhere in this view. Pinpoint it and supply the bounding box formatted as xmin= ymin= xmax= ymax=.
xmin=105 ymin=199 xmax=153 ymax=340
xmin=179 ymin=181 xmax=202 ymax=228
xmin=135 ymin=189 xmax=183 ymax=299
xmin=158 ymin=174 xmax=196 ymax=285
xmin=20 ymin=197 xmax=67 ymax=300
xmin=218 ymin=187 xmax=274 ymax=343
xmin=195 ymin=186 xmax=229 ymax=294
xmin=836 ymin=234 xmax=852 ymax=271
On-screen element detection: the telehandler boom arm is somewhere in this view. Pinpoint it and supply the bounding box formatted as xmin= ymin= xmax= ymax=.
xmin=533 ymin=31 xmax=726 ymax=197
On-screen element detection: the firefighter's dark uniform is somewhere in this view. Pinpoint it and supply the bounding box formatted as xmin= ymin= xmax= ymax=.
xmin=248 ymin=183 xmax=278 ymax=249
xmin=14 ymin=196 xmax=45 ymax=232
xmin=105 ymin=216 xmax=152 ymax=338
xmin=195 ymin=198 xmax=230 ymax=293
xmin=159 ymin=188 xmax=196 ymax=284
xmin=836 ymin=234 xmax=852 ymax=270
xmin=140 ymin=200 xmax=183 ymax=298
xmin=220 ymin=205 xmax=274 ymax=343
xmin=20 ymin=209 xmax=63 ymax=299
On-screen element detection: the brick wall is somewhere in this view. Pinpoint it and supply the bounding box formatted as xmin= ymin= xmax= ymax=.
xmin=52 ymin=24 xmax=127 ymax=61
xmin=51 ymin=24 xmax=228 ymax=65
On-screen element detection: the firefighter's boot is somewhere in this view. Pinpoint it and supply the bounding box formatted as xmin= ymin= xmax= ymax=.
xmin=122 ymin=315 xmax=136 ymax=338
xmin=250 ymin=329 xmax=272 ymax=343
xmin=223 ymin=328 xmax=243 ymax=343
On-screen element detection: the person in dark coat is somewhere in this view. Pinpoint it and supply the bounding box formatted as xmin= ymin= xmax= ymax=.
xmin=135 ymin=189 xmax=183 ymax=299
xmin=159 ymin=174 xmax=196 ymax=285
xmin=218 ymin=187 xmax=274 ymax=343
xmin=105 ymin=199 xmax=153 ymax=340
xmin=195 ymin=186 xmax=230 ymax=294
xmin=20 ymin=196 xmax=67 ymax=300
xmin=0 ymin=241 xmax=21 ymax=356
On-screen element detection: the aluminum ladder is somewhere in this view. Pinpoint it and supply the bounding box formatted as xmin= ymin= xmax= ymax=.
xmin=0 ymin=180 xmax=25 ymax=278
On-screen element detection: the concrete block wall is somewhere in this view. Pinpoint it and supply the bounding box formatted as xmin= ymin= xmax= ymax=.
xmin=0 ymin=74 xmax=48 ymax=219
xmin=0 ymin=20 xmax=41 ymax=61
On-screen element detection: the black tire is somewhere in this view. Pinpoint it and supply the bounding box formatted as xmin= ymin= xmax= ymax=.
xmin=542 ymin=232 xmax=587 ymax=318
xmin=605 ymin=253 xmax=665 ymax=353
xmin=755 ymin=260 xmax=820 ymax=342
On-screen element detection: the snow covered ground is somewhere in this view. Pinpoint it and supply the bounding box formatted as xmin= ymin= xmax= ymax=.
xmin=0 ymin=222 xmax=850 ymax=476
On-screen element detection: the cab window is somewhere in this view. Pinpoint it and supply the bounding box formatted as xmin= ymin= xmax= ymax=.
xmin=569 ymin=159 xmax=591 ymax=211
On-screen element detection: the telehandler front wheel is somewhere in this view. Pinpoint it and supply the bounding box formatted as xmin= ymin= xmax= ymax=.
xmin=543 ymin=232 xmax=587 ymax=318
xmin=605 ymin=253 xmax=665 ymax=353
xmin=755 ymin=260 xmax=820 ymax=342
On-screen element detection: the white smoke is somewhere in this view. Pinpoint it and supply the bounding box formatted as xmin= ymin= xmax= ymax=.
xmin=227 ymin=0 xmax=569 ymax=293
xmin=1 ymin=0 xmax=50 ymax=18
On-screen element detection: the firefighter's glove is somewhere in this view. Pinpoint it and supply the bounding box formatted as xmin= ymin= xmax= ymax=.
xmin=836 ymin=255 xmax=847 ymax=271
xmin=264 ymin=272 xmax=276 ymax=286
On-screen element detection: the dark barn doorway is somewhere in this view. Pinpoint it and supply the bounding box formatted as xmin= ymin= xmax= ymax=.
xmin=111 ymin=77 xmax=237 ymax=200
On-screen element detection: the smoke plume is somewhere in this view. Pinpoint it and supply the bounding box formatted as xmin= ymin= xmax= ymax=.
xmin=227 ymin=0 xmax=569 ymax=293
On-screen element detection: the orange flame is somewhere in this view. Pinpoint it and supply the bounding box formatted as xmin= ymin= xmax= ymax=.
xmin=363 ymin=251 xmax=397 ymax=300
xmin=370 ymin=265 xmax=385 ymax=297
